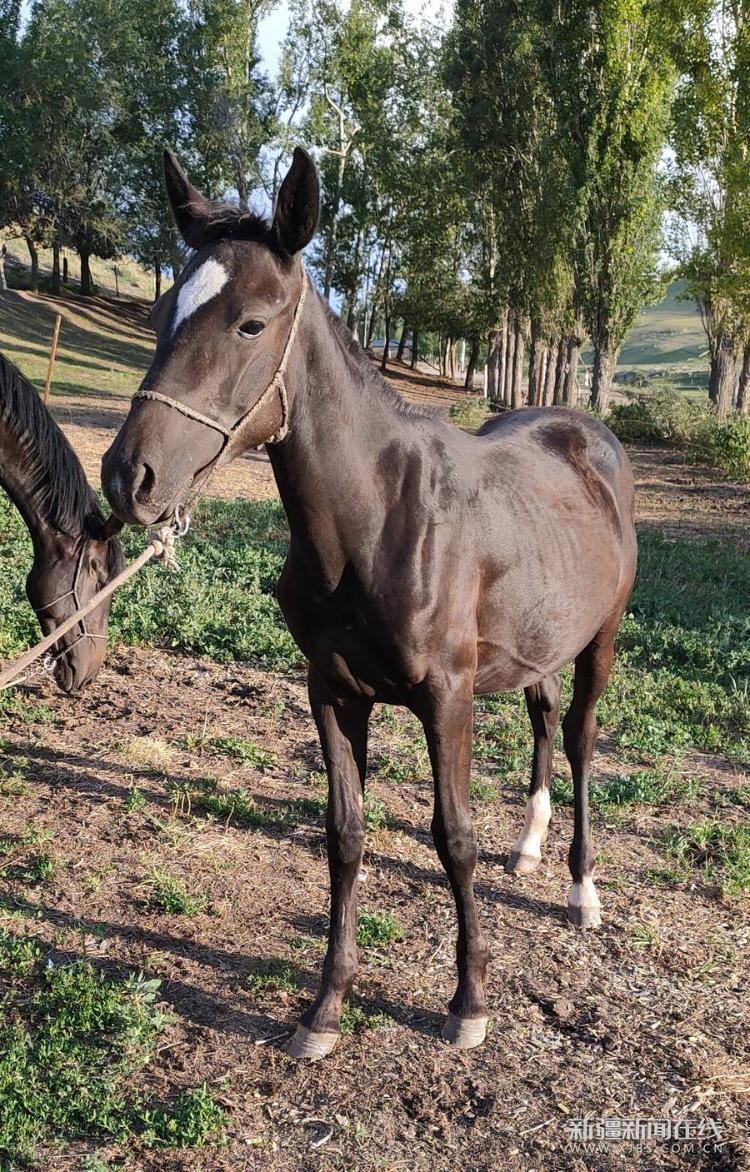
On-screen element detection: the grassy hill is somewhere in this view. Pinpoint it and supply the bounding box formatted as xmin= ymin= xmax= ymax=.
xmin=584 ymin=281 xmax=708 ymax=391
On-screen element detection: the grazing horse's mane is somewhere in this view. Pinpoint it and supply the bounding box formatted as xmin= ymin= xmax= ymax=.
xmin=0 ymin=351 xmax=103 ymax=536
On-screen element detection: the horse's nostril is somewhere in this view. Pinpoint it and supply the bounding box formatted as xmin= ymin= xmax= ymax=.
xmin=134 ymin=461 xmax=156 ymax=503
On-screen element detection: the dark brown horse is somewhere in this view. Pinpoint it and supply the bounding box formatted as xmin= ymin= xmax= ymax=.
xmin=102 ymin=149 xmax=637 ymax=1058
xmin=0 ymin=353 xmax=123 ymax=694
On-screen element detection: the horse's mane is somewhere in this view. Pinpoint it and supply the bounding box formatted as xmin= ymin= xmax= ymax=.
xmin=0 ymin=351 xmax=104 ymax=536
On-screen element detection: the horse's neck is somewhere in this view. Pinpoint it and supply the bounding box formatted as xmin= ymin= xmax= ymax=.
xmin=0 ymin=405 xmax=59 ymax=552
xmin=267 ymin=295 xmax=410 ymax=573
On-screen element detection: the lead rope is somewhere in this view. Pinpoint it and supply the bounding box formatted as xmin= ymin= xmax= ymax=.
xmin=0 ymin=510 xmax=190 ymax=692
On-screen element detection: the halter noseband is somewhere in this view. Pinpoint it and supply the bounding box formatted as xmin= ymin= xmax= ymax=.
xmin=135 ymin=270 xmax=308 ymax=457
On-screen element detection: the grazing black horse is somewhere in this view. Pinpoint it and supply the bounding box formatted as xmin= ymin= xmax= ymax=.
xmin=102 ymin=149 xmax=637 ymax=1058
xmin=0 ymin=353 xmax=123 ymax=694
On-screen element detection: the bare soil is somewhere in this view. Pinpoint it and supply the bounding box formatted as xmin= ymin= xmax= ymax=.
xmin=0 ymin=338 xmax=748 ymax=1171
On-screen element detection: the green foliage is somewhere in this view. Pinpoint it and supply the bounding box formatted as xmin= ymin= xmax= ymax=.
xmin=607 ymin=390 xmax=750 ymax=481
xmin=0 ymin=934 xmax=173 ymax=1163
xmin=340 ymin=1000 xmax=390 ymax=1035
xmin=662 ymin=820 xmax=750 ymax=895
xmin=449 ymin=396 xmax=492 ymax=430
xmin=146 ymin=871 xmax=206 ymax=916
xmin=246 ymin=958 xmax=300 ymax=994
xmin=137 ymin=1083 xmax=226 ymax=1150
xmin=206 ymin=737 xmax=278 ymax=770
xmin=356 ymin=910 xmax=402 ymax=949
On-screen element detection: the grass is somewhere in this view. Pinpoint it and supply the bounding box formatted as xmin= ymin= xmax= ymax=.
xmin=0 ymin=929 xmax=225 ymax=1163
xmin=246 ymin=958 xmax=300 ymax=994
xmin=146 ymin=871 xmax=207 ymax=916
xmin=662 ymin=820 xmax=750 ymax=896
xmin=356 ymin=911 xmax=402 ymax=949
xmin=340 ymin=1000 xmax=390 ymax=1035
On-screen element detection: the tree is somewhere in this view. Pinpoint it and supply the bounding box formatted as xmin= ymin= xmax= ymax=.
xmin=667 ymin=0 xmax=750 ymax=418
xmin=538 ymin=0 xmax=675 ymax=412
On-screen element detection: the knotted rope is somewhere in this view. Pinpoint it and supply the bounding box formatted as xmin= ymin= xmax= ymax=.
xmin=0 ymin=512 xmax=189 ymax=691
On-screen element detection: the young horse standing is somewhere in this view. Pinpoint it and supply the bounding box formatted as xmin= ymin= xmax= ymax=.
xmin=0 ymin=353 xmax=123 ymax=694
xmin=102 ymin=150 xmax=637 ymax=1058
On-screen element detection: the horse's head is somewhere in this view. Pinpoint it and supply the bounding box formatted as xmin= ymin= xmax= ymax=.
xmin=25 ymin=514 xmax=124 ymax=696
xmin=102 ymin=148 xmax=320 ymax=526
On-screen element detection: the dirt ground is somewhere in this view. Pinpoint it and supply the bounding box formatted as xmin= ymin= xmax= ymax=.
xmin=0 ymin=333 xmax=748 ymax=1170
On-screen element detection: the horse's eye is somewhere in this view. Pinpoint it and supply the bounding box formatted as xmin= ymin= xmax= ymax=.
xmin=238 ymin=320 xmax=265 ymax=338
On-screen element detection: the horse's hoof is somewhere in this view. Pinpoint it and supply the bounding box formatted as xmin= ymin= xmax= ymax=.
xmin=287 ymin=1024 xmax=339 ymax=1060
xmin=442 ymin=1012 xmax=487 ymax=1050
xmin=506 ymin=850 xmax=540 ymax=876
xmin=567 ymin=902 xmax=602 ymax=929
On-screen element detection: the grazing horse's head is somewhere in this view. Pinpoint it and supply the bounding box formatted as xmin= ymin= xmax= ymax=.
xmin=102 ymin=148 xmax=320 ymax=526
xmin=25 ymin=514 xmax=124 ymax=696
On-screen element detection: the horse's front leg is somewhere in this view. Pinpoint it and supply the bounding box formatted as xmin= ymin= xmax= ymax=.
xmin=418 ymin=676 xmax=489 ymax=1049
xmin=288 ymin=664 xmax=372 ymax=1060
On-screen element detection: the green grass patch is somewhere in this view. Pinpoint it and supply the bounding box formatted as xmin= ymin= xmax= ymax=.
xmin=246 ymin=958 xmax=300 ymax=994
xmin=551 ymin=763 xmax=696 ymax=809
xmin=662 ymin=820 xmax=750 ymax=896
xmin=449 ymin=395 xmax=492 ymax=430
xmin=200 ymin=736 xmax=278 ymax=770
xmin=0 ymin=929 xmax=223 ymax=1161
xmin=137 ymin=1084 xmax=226 ymax=1150
xmin=356 ymin=911 xmax=402 ymax=949
xmin=340 ymin=1000 xmax=390 ymax=1035
xmin=146 ymin=871 xmax=206 ymax=916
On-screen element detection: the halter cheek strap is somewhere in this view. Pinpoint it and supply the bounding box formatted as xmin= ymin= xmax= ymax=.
xmin=135 ymin=270 xmax=308 ymax=455
xmin=35 ymin=540 xmax=107 ymax=667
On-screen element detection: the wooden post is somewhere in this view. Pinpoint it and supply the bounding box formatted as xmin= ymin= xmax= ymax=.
xmin=43 ymin=314 xmax=62 ymax=405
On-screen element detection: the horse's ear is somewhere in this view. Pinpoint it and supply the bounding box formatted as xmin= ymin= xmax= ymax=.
xmin=163 ymin=150 xmax=214 ymax=249
xmin=88 ymin=514 xmax=124 ymax=542
xmin=271 ymin=147 xmax=320 ymax=256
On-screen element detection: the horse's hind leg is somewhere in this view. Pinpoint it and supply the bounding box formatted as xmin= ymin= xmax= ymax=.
xmin=563 ymin=622 xmax=618 ymax=928
xmin=288 ymin=665 xmax=372 ymax=1060
xmin=419 ymin=677 xmax=489 ymax=1050
xmin=506 ymin=674 xmax=561 ymax=876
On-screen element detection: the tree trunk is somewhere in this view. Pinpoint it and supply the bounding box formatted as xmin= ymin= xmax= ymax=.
xmin=448 ymin=338 xmax=456 ymax=381
xmin=154 ymin=255 xmax=162 ymax=302
xmin=411 ymin=329 xmax=419 ymax=370
xmin=709 ymin=331 xmax=739 ymax=421
xmin=51 ymin=240 xmax=61 ymax=295
xmin=591 ymin=342 xmax=617 ymax=413
xmin=381 ymin=305 xmax=391 ymax=371
xmin=395 ymin=324 xmax=408 ymax=363
xmin=527 ymin=323 xmax=540 ymax=405
xmin=0 ymin=245 xmax=6 ymax=294
xmin=543 ymin=342 xmax=558 ymax=405
xmin=562 ymin=335 xmax=580 ymax=406
xmin=465 ymin=337 xmax=480 ymax=391
xmin=511 ymin=317 xmax=526 ymax=409
xmin=497 ymin=309 xmax=508 ymax=403
xmin=487 ymin=326 xmax=501 ymax=399
xmin=25 ymin=235 xmax=39 ymax=292
xmin=503 ymin=313 xmax=516 ymax=407
xmin=736 ymin=340 xmax=750 ymax=415
xmin=170 ymin=240 xmax=183 ymax=281
xmin=79 ymin=249 xmax=92 ymax=297
xmin=553 ymin=342 xmax=566 ymax=405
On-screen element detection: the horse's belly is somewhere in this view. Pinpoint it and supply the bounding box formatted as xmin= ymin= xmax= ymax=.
xmin=474 ymin=545 xmax=621 ymax=692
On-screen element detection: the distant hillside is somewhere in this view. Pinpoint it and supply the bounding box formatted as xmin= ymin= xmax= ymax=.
xmin=617 ymin=281 xmax=708 ymax=390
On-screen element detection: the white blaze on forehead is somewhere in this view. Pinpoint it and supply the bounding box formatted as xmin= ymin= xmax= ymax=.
xmin=172 ymin=258 xmax=229 ymax=335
